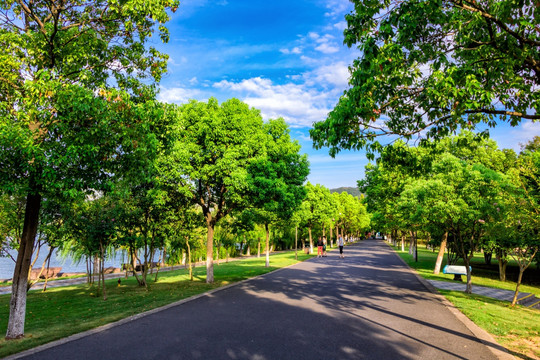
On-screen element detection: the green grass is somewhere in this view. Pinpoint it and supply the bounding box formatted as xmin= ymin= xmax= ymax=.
xmin=391 ymin=244 xmax=540 ymax=360
xmin=0 ymin=251 xmax=314 ymax=358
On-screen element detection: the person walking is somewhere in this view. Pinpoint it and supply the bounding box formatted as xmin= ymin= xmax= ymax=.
xmin=322 ymin=236 xmax=327 ymax=257
xmin=337 ymin=234 xmax=344 ymax=259
xmin=317 ymin=236 xmax=324 ymax=258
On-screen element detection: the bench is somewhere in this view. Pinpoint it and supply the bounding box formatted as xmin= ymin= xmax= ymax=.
xmin=443 ymin=265 xmax=471 ymax=281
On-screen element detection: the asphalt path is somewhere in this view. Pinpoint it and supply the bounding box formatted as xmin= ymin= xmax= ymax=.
xmin=12 ymin=240 xmax=508 ymax=360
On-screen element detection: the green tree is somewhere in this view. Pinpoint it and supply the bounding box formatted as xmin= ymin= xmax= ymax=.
xmin=297 ymin=183 xmax=334 ymax=253
xmin=247 ymin=118 xmax=309 ymax=267
xmin=66 ymin=194 xmax=119 ymax=300
xmin=0 ymin=0 xmax=177 ymax=338
xmin=310 ymin=0 xmax=539 ymax=157
xmin=413 ymin=154 xmax=504 ymax=292
xmin=164 ymin=98 xmax=265 ymax=283
xmin=504 ymin=148 xmax=540 ymax=305
xmin=359 ymin=141 xmax=425 ymax=249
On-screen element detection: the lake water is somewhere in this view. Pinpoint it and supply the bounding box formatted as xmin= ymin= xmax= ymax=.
xmin=0 ymin=247 xmax=133 ymax=280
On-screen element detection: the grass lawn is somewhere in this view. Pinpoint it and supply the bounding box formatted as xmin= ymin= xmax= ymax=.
xmin=391 ymin=243 xmax=540 ymax=360
xmin=0 ymin=251 xmax=313 ymax=358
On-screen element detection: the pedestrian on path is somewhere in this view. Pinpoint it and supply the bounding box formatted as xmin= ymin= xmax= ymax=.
xmin=322 ymin=236 xmax=327 ymax=257
xmin=317 ymin=236 xmax=324 ymax=257
xmin=338 ymin=235 xmax=344 ymax=258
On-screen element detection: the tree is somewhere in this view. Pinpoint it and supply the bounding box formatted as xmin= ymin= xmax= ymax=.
xmin=504 ymin=147 xmax=540 ymax=305
xmin=73 ymin=195 xmax=118 ymax=300
xmin=310 ymin=0 xmax=539 ymax=157
xmin=0 ymin=0 xmax=177 ymax=337
xmin=358 ymin=141 xmax=426 ymax=249
xmin=297 ymin=183 xmax=334 ymax=253
xmin=164 ymin=98 xmax=266 ymax=283
xmin=247 ymin=118 xmax=309 ymax=267
xmin=412 ymin=154 xmax=504 ymax=292
xmin=338 ymin=192 xmax=370 ymax=241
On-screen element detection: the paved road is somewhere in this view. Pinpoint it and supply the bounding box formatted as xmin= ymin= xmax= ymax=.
xmin=12 ymin=240 xmax=509 ymax=360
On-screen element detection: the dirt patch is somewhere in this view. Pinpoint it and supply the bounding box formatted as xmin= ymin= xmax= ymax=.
xmin=502 ymin=335 xmax=540 ymax=360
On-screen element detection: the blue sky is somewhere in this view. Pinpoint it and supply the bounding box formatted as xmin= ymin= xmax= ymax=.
xmin=153 ymin=0 xmax=540 ymax=189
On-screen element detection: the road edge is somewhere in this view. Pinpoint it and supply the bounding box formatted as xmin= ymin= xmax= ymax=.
xmin=4 ymin=258 xmax=306 ymax=360
xmin=383 ymin=240 xmax=515 ymax=360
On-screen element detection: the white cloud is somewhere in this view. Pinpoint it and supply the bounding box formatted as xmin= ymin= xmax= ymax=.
xmin=304 ymin=61 xmax=350 ymax=89
xmin=210 ymin=58 xmax=352 ymax=128
xmin=304 ymin=32 xmax=340 ymax=54
xmin=214 ymin=77 xmax=333 ymax=127
xmin=324 ymin=0 xmax=353 ymax=18
xmin=280 ymin=46 xmax=302 ymax=55
xmin=300 ymin=55 xmax=317 ymax=64
xmin=158 ymin=86 xmax=201 ymax=104
xmin=334 ymin=21 xmax=348 ymax=31
xmin=315 ymin=43 xmax=339 ymax=54
xmin=308 ymin=32 xmax=320 ymax=40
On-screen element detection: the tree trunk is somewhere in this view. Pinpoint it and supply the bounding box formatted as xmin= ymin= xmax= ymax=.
xmin=131 ymin=250 xmax=137 ymax=277
xmin=42 ymin=247 xmax=54 ymax=292
xmin=265 ymin=223 xmax=270 ymax=268
xmin=100 ymin=242 xmax=107 ymax=301
xmin=6 ymin=190 xmax=41 ymax=340
xmin=483 ymin=251 xmax=492 ymax=265
xmin=496 ymin=249 xmax=508 ymax=282
xmin=257 ymin=239 xmax=261 ymax=258
xmin=329 ymin=226 xmax=333 ymax=248
xmin=154 ymin=250 xmax=163 ymax=283
xmin=96 ymin=255 xmax=101 ymax=297
xmin=28 ymin=245 xmax=54 ymax=290
xmin=308 ymin=226 xmax=313 ymax=254
xmin=434 ymin=232 xmax=447 ymax=274
xmin=205 ymin=214 xmax=215 ymax=284
xmin=410 ymin=231 xmax=417 ymax=262
xmin=86 ymin=257 xmax=91 ymax=284
xmin=401 ymin=234 xmax=405 ymax=252
xmin=464 ymin=256 xmax=472 ymax=294
xmin=295 ymin=226 xmax=298 ymax=260
xmin=186 ymin=237 xmax=193 ymax=281
xmin=130 ymin=247 xmax=144 ymax=287
xmin=511 ymin=269 xmax=525 ymax=306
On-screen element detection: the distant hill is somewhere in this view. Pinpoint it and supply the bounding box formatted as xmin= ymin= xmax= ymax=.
xmin=330 ymin=187 xmax=362 ymax=198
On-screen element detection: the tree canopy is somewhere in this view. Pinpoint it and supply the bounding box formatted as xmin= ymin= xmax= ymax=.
xmin=0 ymin=0 xmax=178 ymax=339
xmin=310 ymin=0 xmax=539 ymax=157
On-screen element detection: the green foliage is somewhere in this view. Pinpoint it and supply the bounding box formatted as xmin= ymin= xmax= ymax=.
xmin=167 ymin=98 xmax=266 ymax=221
xmin=310 ymin=0 xmax=540 ymax=157
xmin=297 ymin=182 xmax=335 ymax=232
xmin=0 ymin=0 xmax=177 ymax=92
xmin=247 ymin=118 xmax=309 ymax=223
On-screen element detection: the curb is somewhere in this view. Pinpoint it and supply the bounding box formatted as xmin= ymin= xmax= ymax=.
xmin=4 ymin=257 xmax=306 ymax=360
xmin=383 ymin=241 xmax=516 ymax=360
